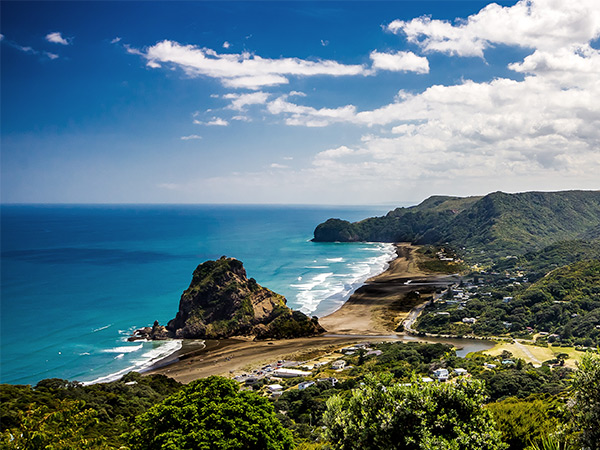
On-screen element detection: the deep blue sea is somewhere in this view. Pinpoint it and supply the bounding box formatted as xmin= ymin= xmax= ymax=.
xmin=0 ymin=204 xmax=396 ymax=385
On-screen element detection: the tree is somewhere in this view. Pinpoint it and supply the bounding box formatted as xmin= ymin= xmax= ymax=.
xmin=323 ymin=374 xmax=506 ymax=450
xmin=570 ymin=351 xmax=600 ymax=450
xmin=0 ymin=399 xmax=107 ymax=449
xmin=127 ymin=376 xmax=294 ymax=450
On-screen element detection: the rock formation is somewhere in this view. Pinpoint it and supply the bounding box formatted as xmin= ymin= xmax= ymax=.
xmin=132 ymin=257 xmax=324 ymax=340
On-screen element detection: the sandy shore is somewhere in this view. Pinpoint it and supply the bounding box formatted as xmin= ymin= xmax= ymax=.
xmin=145 ymin=243 xmax=457 ymax=383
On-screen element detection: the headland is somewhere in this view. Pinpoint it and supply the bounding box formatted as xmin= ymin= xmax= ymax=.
xmin=145 ymin=243 xmax=460 ymax=383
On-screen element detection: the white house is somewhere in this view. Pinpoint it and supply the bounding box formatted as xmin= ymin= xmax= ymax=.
xmin=454 ymin=368 xmax=468 ymax=376
xmin=432 ymin=368 xmax=449 ymax=381
xmin=267 ymin=384 xmax=283 ymax=392
xmin=298 ymin=381 xmax=315 ymax=391
xmin=331 ymin=360 xmax=346 ymax=370
xmin=273 ymin=368 xmax=312 ymax=378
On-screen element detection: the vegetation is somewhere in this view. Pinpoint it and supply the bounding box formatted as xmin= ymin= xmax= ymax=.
xmin=570 ymin=352 xmax=600 ymax=450
xmin=313 ymin=191 xmax=600 ymax=261
xmin=323 ymin=374 xmax=506 ymax=450
xmin=127 ymin=376 xmax=294 ymax=450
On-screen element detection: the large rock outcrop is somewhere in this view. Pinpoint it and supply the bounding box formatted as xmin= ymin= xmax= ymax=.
xmin=132 ymin=257 xmax=324 ymax=340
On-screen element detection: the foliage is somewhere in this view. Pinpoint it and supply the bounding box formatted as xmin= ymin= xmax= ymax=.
xmin=570 ymin=351 xmax=600 ymax=450
xmin=313 ymin=191 xmax=600 ymax=261
xmin=127 ymin=376 xmax=294 ymax=450
xmin=0 ymin=372 xmax=182 ymax=448
xmin=323 ymin=374 xmax=507 ymax=450
xmin=0 ymin=399 xmax=108 ymax=449
xmin=487 ymin=395 xmax=567 ymax=450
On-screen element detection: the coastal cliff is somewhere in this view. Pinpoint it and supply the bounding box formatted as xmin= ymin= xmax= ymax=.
xmin=133 ymin=257 xmax=324 ymax=340
xmin=313 ymin=190 xmax=600 ymax=259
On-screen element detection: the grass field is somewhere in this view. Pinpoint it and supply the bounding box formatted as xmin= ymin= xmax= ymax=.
xmin=483 ymin=341 xmax=584 ymax=369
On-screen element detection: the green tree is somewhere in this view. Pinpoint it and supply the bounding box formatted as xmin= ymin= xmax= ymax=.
xmin=570 ymin=351 xmax=600 ymax=450
xmin=127 ymin=376 xmax=294 ymax=450
xmin=323 ymin=374 xmax=507 ymax=450
xmin=0 ymin=399 xmax=107 ymax=449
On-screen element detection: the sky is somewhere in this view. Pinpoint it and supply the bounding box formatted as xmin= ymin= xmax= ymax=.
xmin=1 ymin=0 xmax=599 ymax=205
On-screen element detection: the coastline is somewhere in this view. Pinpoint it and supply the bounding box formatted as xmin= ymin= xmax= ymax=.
xmin=144 ymin=243 xmax=466 ymax=383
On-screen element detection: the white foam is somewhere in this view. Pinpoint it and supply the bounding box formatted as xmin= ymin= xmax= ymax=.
xmin=93 ymin=324 xmax=112 ymax=333
xmin=83 ymin=340 xmax=182 ymax=385
xmin=115 ymin=354 xmax=124 ymax=359
xmin=102 ymin=343 xmax=143 ymax=354
xmin=293 ymin=243 xmax=395 ymax=315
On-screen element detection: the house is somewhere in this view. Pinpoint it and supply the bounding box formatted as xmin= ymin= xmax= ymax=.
xmin=331 ymin=360 xmax=346 ymax=370
xmin=298 ymin=381 xmax=315 ymax=391
xmin=432 ymin=368 xmax=449 ymax=381
xmin=422 ymin=377 xmax=434 ymax=383
xmin=317 ymin=377 xmax=338 ymax=386
xmin=462 ymin=317 xmax=477 ymax=324
xmin=365 ymin=350 xmax=382 ymax=357
xmin=484 ymin=363 xmax=497 ymax=369
xmin=454 ymin=368 xmax=468 ymax=376
xmin=273 ymin=368 xmax=312 ymax=378
xmin=502 ymin=360 xmax=515 ymax=366
xmin=267 ymin=384 xmax=283 ymax=393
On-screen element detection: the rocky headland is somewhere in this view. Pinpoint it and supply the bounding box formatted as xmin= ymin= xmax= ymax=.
xmin=131 ymin=256 xmax=325 ymax=341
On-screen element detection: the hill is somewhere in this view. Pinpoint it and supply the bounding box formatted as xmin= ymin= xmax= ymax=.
xmin=313 ymin=190 xmax=600 ymax=259
xmin=132 ymin=257 xmax=324 ymax=340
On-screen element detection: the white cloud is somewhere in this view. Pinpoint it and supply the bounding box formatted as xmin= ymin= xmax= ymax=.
xmin=132 ymin=39 xmax=366 ymax=89
xmin=45 ymin=52 xmax=59 ymax=60
xmin=269 ymin=163 xmax=289 ymax=169
xmin=180 ymin=134 xmax=203 ymax=140
xmin=45 ymin=32 xmax=70 ymax=45
xmin=223 ymin=91 xmax=270 ymax=110
xmin=387 ymin=0 xmax=600 ymax=57
xmin=223 ymin=41 xmax=231 ymax=49
xmin=111 ymin=37 xmax=122 ymax=44
xmin=194 ymin=117 xmax=229 ymax=126
xmin=232 ymin=115 xmax=252 ymax=122
xmin=321 ymin=39 xmax=329 ymax=47
xmin=370 ymin=50 xmax=429 ymax=74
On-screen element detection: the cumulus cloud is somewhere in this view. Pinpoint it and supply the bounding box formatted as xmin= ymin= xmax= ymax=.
xmin=45 ymin=32 xmax=70 ymax=45
xmin=194 ymin=117 xmax=229 ymax=126
xmin=370 ymin=50 xmax=429 ymax=73
xmin=387 ymin=0 xmax=600 ymax=57
xmin=131 ymin=40 xmax=366 ymax=89
xmin=223 ymin=41 xmax=231 ymax=49
xmin=223 ymin=91 xmax=270 ymax=110
xmin=180 ymin=134 xmax=203 ymax=140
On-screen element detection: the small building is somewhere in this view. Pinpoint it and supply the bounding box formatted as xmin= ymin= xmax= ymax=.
xmin=365 ymin=350 xmax=382 ymax=357
xmin=273 ymin=368 xmax=312 ymax=378
xmin=331 ymin=360 xmax=346 ymax=370
xmin=502 ymin=360 xmax=515 ymax=366
xmin=422 ymin=377 xmax=434 ymax=383
xmin=317 ymin=377 xmax=338 ymax=386
xmin=454 ymin=368 xmax=468 ymax=376
xmin=432 ymin=368 xmax=449 ymax=381
xmin=462 ymin=317 xmax=477 ymax=324
xmin=267 ymin=384 xmax=283 ymax=393
xmin=484 ymin=363 xmax=497 ymax=369
xmin=298 ymin=381 xmax=315 ymax=391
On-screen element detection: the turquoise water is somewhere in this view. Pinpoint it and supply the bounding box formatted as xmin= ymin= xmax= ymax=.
xmin=0 ymin=204 xmax=394 ymax=385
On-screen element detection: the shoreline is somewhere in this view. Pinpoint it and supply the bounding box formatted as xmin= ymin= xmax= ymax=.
xmin=144 ymin=243 xmax=471 ymax=383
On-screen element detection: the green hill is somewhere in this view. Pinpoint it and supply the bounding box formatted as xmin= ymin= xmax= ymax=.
xmin=314 ymin=190 xmax=600 ymax=259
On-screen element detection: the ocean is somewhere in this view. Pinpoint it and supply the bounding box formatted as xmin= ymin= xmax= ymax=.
xmin=0 ymin=204 xmax=395 ymax=385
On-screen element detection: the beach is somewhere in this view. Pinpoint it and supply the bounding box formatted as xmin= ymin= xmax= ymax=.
xmin=146 ymin=243 xmax=459 ymax=383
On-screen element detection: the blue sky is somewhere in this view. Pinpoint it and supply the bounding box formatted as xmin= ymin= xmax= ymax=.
xmin=2 ymin=0 xmax=599 ymax=204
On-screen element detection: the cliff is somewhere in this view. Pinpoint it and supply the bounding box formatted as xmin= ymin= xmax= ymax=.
xmin=313 ymin=190 xmax=600 ymax=259
xmin=132 ymin=257 xmax=324 ymax=340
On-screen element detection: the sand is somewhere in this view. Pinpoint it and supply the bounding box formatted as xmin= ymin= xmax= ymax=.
xmin=145 ymin=243 xmax=456 ymax=383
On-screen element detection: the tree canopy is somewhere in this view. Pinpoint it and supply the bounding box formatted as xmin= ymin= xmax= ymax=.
xmin=127 ymin=376 xmax=294 ymax=450
xmin=323 ymin=374 xmax=506 ymax=450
